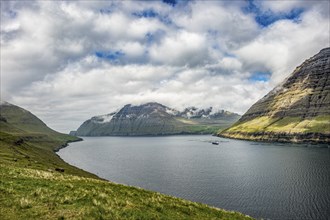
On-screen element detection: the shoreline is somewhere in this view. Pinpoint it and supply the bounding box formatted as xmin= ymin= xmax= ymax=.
xmin=74 ymin=132 xmax=218 ymax=138
xmin=53 ymin=137 xmax=84 ymax=153
xmin=217 ymin=132 xmax=330 ymax=146
xmin=54 ymin=137 xmax=107 ymax=180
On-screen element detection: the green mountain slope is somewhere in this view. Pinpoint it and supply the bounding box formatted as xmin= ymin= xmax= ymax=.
xmin=0 ymin=102 xmax=92 ymax=176
xmin=74 ymin=102 xmax=240 ymax=136
xmin=219 ymin=47 xmax=330 ymax=144
xmin=0 ymin=102 xmax=252 ymax=219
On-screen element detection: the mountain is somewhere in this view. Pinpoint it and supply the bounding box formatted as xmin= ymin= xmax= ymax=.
xmin=1 ymin=101 xmax=68 ymax=137
xmin=178 ymin=106 xmax=240 ymax=120
xmin=0 ymin=101 xmax=92 ymax=176
xmin=74 ymin=102 xmax=240 ymax=136
xmin=0 ymin=101 xmax=78 ymax=144
xmin=219 ymin=47 xmax=330 ymax=144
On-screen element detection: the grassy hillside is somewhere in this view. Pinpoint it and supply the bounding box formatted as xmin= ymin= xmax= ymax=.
xmin=0 ymin=164 xmax=252 ymax=220
xmin=220 ymin=115 xmax=330 ymax=143
xmin=0 ymin=103 xmax=94 ymax=177
xmin=0 ymin=103 xmax=252 ymax=219
xmin=219 ymin=48 xmax=330 ymax=144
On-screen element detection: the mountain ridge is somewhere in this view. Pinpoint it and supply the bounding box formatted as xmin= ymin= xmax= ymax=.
xmin=0 ymin=101 xmax=95 ymax=176
xmin=73 ymin=102 xmax=240 ymax=136
xmin=218 ymin=47 xmax=330 ymax=144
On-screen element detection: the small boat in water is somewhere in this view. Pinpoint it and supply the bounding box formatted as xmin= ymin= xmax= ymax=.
xmin=212 ymin=141 xmax=219 ymax=145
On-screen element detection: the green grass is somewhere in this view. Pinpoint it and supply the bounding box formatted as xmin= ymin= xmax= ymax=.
xmin=219 ymin=115 xmax=330 ymax=143
xmin=180 ymin=124 xmax=229 ymax=134
xmin=0 ymin=131 xmax=96 ymax=178
xmin=174 ymin=117 xmax=237 ymax=134
xmin=223 ymin=115 xmax=330 ymax=134
xmin=0 ymin=164 xmax=253 ymax=220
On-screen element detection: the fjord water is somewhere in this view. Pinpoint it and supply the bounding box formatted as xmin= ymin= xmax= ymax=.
xmin=58 ymin=135 xmax=330 ymax=219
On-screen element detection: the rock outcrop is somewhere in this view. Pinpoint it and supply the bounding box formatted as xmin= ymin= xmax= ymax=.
xmin=75 ymin=102 xmax=240 ymax=136
xmin=219 ymin=47 xmax=330 ymax=144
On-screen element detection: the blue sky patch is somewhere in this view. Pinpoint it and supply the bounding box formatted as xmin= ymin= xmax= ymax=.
xmin=249 ymin=71 xmax=271 ymax=82
xmin=133 ymin=9 xmax=172 ymax=25
xmin=145 ymin=29 xmax=166 ymax=45
xmin=243 ymin=0 xmax=304 ymax=27
xmin=3 ymin=9 xmax=17 ymax=19
xmin=208 ymin=29 xmax=219 ymax=37
xmin=99 ymin=3 xmax=117 ymax=14
xmin=163 ymin=0 xmax=177 ymax=7
xmin=133 ymin=9 xmax=158 ymax=18
xmin=100 ymin=8 xmax=112 ymax=14
xmin=159 ymin=15 xmax=173 ymax=25
xmin=95 ymin=51 xmax=124 ymax=60
xmin=145 ymin=32 xmax=154 ymax=44
xmin=224 ymin=53 xmax=236 ymax=58
xmin=8 ymin=10 xmax=17 ymax=18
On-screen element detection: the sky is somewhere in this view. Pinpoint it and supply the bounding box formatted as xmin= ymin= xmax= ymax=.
xmin=1 ymin=0 xmax=329 ymax=133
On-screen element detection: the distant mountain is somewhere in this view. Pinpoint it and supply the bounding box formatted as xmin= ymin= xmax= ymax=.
xmin=219 ymin=47 xmax=330 ymax=144
xmin=178 ymin=106 xmax=241 ymax=120
xmin=74 ymin=102 xmax=240 ymax=136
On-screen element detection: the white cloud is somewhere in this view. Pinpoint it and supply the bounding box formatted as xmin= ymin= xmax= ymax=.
xmin=235 ymin=7 xmax=329 ymax=85
xmin=120 ymin=41 xmax=145 ymax=59
xmin=259 ymin=0 xmax=329 ymax=16
xmin=1 ymin=0 xmax=329 ymax=132
xmin=149 ymin=30 xmax=208 ymax=66
xmin=173 ymin=1 xmax=259 ymax=50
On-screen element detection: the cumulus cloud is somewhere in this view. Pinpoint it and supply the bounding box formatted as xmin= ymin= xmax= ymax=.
xmin=149 ymin=30 xmax=209 ymax=66
xmin=1 ymin=0 xmax=329 ymax=132
xmin=236 ymin=6 xmax=330 ymax=84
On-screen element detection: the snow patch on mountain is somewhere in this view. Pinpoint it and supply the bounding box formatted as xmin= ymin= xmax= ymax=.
xmin=165 ymin=108 xmax=179 ymax=116
xmin=93 ymin=112 xmax=116 ymax=123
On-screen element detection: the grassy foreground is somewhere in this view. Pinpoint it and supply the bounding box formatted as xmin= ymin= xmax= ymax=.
xmin=0 ymin=103 xmax=253 ymax=219
xmin=0 ymin=164 xmax=252 ymax=220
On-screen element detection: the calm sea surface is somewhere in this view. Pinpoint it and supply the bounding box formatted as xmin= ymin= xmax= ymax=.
xmin=57 ymin=135 xmax=330 ymax=219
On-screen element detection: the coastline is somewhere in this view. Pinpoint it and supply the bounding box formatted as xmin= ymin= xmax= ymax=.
xmin=74 ymin=131 xmax=219 ymax=137
xmin=217 ymin=132 xmax=330 ymax=146
xmin=53 ymin=136 xmax=84 ymax=152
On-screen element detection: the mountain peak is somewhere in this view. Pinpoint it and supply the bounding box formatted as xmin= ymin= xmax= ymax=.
xmin=320 ymin=47 xmax=330 ymax=53
xmin=75 ymin=102 xmax=240 ymax=136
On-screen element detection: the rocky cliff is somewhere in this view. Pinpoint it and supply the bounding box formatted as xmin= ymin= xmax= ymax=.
xmin=219 ymin=47 xmax=330 ymax=144
xmin=75 ymin=102 xmax=240 ymax=136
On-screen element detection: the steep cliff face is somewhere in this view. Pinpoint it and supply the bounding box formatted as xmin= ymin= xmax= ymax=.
xmin=75 ymin=102 xmax=240 ymax=136
xmin=219 ymin=47 xmax=330 ymax=144
xmin=77 ymin=103 xmax=181 ymax=136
